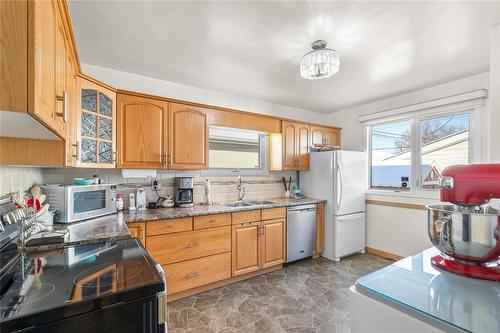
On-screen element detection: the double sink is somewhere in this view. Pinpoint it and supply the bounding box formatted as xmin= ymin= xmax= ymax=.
xmin=222 ymin=200 xmax=276 ymax=207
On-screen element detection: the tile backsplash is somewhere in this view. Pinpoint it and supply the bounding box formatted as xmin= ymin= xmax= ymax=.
xmin=0 ymin=167 xmax=43 ymax=198
xmin=41 ymin=168 xmax=296 ymax=206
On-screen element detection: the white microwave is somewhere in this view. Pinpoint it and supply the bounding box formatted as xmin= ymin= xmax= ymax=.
xmin=40 ymin=184 xmax=117 ymax=223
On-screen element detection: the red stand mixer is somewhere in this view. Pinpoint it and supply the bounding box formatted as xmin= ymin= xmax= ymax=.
xmin=427 ymin=164 xmax=500 ymax=281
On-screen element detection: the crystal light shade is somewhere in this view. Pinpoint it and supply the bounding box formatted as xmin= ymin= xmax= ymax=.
xmin=300 ymin=40 xmax=340 ymax=80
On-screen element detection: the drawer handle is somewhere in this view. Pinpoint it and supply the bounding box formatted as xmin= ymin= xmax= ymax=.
xmin=185 ymin=242 xmax=199 ymax=249
xmin=184 ymin=272 xmax=199 ymax=279
xmin=207 ymin=219 xmax=215 ymax=223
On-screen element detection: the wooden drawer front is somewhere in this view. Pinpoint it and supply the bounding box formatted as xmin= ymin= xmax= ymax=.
xmin=194 ymin=213 xmax=231 ymax=230
xmin=146 ymin=217 xmax=192 ymax=237
xmin=164 ymin=252 xmax=231 ymax=294
xmin=146 ymin=226 xmax=231 ymax=265
xmin=261 ymin=207 xmax=286 ymax=220
xmin=232 ymin=210 xmax=261 ymax=224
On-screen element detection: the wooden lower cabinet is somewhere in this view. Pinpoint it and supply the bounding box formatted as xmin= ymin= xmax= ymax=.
xmin=127 ymin=222 xmax=145 ymax=246
xmin=261 ymin=218 xmax=286 ymax=268
xmin=146 ymin=226 xmax=231 ymax=265
xmin=232 ymin=222 xmax=261 ymax=276
xmin=164 ymin=252 xmax=231 ymax=294
xmin=232 ymin=218 xmax=286 ymax=276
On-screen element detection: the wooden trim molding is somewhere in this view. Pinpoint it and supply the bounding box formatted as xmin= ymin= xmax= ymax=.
xmin=366 ymin=199 xmax=427 ymax=211
xmin=0 ymin=137 xmax=65 ymax=166
xmin=365 ymin=247 xmax=403 ymax=261
xmin=116 ymin=89 xmax=341 ymax=133
xmin=77 ymin=73 xmax=116 ymax=92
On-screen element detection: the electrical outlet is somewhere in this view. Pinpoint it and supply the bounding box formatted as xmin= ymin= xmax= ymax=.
xmin=151 ymin=179 xmax=162 ymax=191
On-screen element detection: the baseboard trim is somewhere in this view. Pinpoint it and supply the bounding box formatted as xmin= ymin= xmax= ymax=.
xmin=167 ymin=265 xmax=282 ymax=302
xmin=365 ymin=247 xmax=403 ymax=261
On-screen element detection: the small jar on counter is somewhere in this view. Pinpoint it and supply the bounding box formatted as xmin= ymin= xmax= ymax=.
xmin=116 ymin=194 xmax=124 ymax=211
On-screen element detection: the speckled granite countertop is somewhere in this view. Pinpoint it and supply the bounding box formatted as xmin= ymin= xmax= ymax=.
xmin=23 ymin=214 xmax=131 ymax=252
xmin=121 ymin=197 xmax=325 ymax=223
xmin=22 ymin=197 xmax=324 ymax=252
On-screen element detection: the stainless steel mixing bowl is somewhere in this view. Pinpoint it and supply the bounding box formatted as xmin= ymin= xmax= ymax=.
xmin=427 ymin=204 xmax=500 ymax=263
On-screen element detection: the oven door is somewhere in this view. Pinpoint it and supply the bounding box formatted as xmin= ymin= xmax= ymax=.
xmin=67 ymin=185 xmax=115 ymax=222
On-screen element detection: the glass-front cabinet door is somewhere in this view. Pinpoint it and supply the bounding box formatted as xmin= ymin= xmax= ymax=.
xmin=75 ymin=77 xmax=116 ymax=168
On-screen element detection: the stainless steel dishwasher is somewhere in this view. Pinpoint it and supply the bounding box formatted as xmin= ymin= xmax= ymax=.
xmin=286 ymin=204 xmax=317 ymax=263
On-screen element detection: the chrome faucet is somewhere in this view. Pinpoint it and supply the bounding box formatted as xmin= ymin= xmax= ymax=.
xmin=237 ymin=176 xmax=245 ymax=201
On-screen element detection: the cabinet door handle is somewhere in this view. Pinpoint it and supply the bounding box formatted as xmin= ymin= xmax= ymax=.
xmin=185 ymin=242 xmax=199 ymax=249
xmin=71 ymin=141 xmax=80 ymax=161
xmin=184 ymin=272 xmax=199 ymax=279
xmin=55 ymin=90 xmax=68 ymax=123
xmin=112 ymin=151 xmax=117 ymax=162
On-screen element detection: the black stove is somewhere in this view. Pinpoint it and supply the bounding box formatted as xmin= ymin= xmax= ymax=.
xmin=0 ymin=212 xmax=166 ymax=333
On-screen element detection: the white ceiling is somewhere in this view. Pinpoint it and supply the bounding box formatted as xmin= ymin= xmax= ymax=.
xmin=68 ymin=1 xmax=500 ymax=113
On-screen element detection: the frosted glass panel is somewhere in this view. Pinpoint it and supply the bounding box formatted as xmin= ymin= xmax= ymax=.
xmin=82 ymin=89 xmax=97 ymax=113
xmin=81 ymin=139 xmax=97 ymax=163
xmin=98 ymin=141 xmax=112 ymax=164
xmin=98 ymin=117 xmax=112 ymax=141
xmin=99 ymin=93 xmax=112 ymax=117
xmin=81 ymin=112 xmax=97 ymax=138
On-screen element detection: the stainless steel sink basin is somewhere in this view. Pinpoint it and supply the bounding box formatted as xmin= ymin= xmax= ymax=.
xmin=222 ymin=201 xmax=255 ymax=207
xmin=245 ymin=200 xmax=276 ymax=205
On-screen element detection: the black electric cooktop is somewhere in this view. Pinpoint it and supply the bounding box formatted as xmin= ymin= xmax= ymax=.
xmin=0 ymin=238 xmax=165 ymax=331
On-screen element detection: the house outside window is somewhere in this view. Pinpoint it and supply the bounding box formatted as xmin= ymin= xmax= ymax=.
xmin=368 ymin=112 xmax=473 ymax=194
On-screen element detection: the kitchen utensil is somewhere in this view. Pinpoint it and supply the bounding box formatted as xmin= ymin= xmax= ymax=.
xmin=73 ymin=178 xmax=95 ymax=185
xmin=39 ymin=194 xmax=46 ymax=205
xmin=282 ymin=177 xmax=288 ymax=191
xmin=427 ymin=164 xmax=500 ymax=281
xmin=30 ymin=186 xmax=41 ymax=200
xmin=288 ymin=177 xmax=292 ymax=192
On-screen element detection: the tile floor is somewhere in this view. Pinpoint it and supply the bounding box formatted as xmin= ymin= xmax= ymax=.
xmin=167 ymin=254 xmax=392 ymax=333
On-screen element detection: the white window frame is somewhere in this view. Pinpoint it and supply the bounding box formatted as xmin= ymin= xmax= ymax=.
xmin=201 ymin=130 xmax=269 ymax=177
xmin=364 ymin=90 xmax=485 ymax=199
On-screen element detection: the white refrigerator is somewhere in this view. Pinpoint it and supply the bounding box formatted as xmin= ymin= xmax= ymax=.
xmin=300 ymin=150 xmax=366 ymax=262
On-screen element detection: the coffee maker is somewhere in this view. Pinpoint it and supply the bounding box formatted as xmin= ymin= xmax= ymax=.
xmin=174 ymin=177 xmax=194 ymax=208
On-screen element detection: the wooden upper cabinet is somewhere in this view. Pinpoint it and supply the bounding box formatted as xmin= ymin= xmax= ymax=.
xmin=297 ymin=123 xmax=311 ymax=170
xmin=232 ymin=222 xmax=261 ymax=276
xmin=282 ymin=121 xmax=297 ymax=170
xmin=311 ymin=126 xmax=341 ymax=147
xmin=282 ymin=121 xmax=311 ymax=170
xmin=73 ymin=77 xmax=116 ymax=168
xmin=117 ymin=93 xmax=168 ymax=169
xmin=28 ymin=0 xmax=68 ymax=139
xmin=169 ymin=103 xmax=208 ymax=169
xmin=260 ymin=218 xmax=286 ymax=268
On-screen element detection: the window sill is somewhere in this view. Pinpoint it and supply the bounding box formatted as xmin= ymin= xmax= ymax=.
xmin=366 ymin=190 xmax=440 ymax=205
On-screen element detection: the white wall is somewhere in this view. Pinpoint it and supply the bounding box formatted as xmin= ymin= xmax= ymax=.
xmin=329 ymin=72 xmax=490 ymax=151
xmin=82 ymin=63 xmax=334 ymax=126
xmin=490 ymin=24 xmax=500 ymax=162
xmin=327 ymin=70 xmax=496 ymax=257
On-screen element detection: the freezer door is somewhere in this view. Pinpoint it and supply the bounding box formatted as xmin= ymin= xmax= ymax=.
xmin=333 ymin=151 xmax=366 ymax=216
xmin=333 ymin=212 xmax=366 ymax=259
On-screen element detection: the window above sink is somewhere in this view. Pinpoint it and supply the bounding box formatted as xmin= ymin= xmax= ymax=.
xmin=202 ymin=126 xmax=269 ymax=176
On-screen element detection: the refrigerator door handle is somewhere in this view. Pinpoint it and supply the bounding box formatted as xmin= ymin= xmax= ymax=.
xmin=337 ymin=161 xmax=343 ymax=211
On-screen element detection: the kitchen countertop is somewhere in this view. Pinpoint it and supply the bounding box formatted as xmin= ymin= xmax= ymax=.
xmin=24 ymin=197 xmax=324 ymax=252
xmin=355 ymin=247 xmax=500 ymax=333
xmin=121 ymin=197 xmax=325 ymax=223
xmin=23 ymin=214 xmax=131 ymax=252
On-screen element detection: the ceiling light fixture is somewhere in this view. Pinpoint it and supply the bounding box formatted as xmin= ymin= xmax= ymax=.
xmin=300 ymin=40 xmax=340 ymax=80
